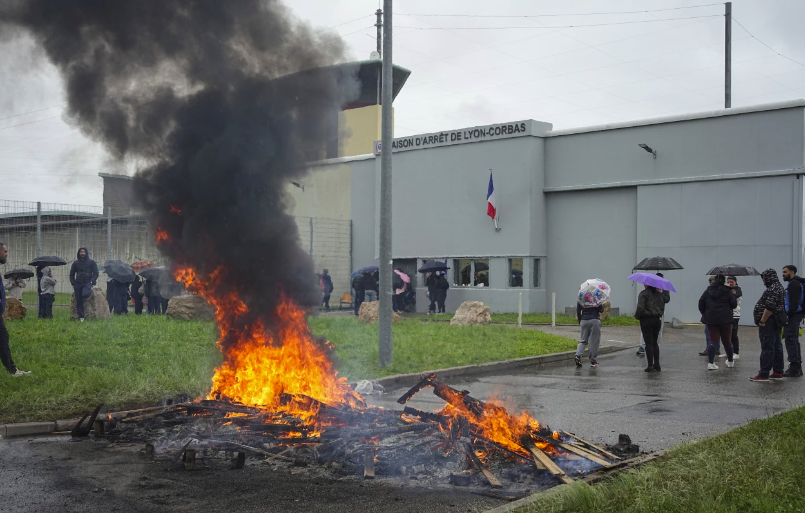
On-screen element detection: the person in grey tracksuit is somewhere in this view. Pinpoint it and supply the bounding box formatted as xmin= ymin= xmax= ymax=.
xmin=575 ymin=302 xmax=604 ymax=367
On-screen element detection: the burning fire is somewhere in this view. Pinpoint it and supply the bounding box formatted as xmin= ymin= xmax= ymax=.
xmin=173 ymin=265 xmax=363 ymax=418
xmin=155 ymin=228 xmax=170 ymax=244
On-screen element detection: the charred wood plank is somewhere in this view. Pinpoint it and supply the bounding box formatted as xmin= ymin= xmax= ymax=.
xmin=363 ymin=449 xmax=375 ymax=479
xmin=402 ymin=406 xmax=450 ymax=426
xmin=71 ymin=403 xmax=104 ymax=438
xmin=558 ymin=443 xmax=611 ymax=468
xmin=396 ymin=373 xmax=437 ymax=404
xmin=464 ymin=443 xmax=503 ymax=489
xmin=562 ymin=431 xmax=621 ymax=460
xmin=524 ymin=441 xmax=573 ymax=484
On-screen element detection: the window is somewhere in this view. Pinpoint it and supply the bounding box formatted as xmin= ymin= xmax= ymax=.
xmin=509 ymin=258 xmax=523 ymax=287
xmin=474 ymin=259 xmax=489 ymax=287
xmin=533 ymin=258 xmax=541 ymax=288
xmin=453 ymin=258 xmax=490 ymax=287
xmin=454 ymin=259 xmax=472 ymax=286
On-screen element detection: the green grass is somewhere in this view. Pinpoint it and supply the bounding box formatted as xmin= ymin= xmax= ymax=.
xmin=309 ymin=317 xmax=576 ymax=381
xmin=518 ymin=406 xmax=805 ymax=513
xmin=0 ymin=315 xmax=575 ymax=423
xmin=0 ymin=315 xmax=220 ymax=423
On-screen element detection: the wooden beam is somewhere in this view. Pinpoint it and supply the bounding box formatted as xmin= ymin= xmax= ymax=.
xmin=525 ymin=442 xmax=574 ymax=485
xmin=562 ymin=431 xmax=621 ymax=460
xmin=465 ymin=446 xmax=503 ymax=489
xmin=558 ymin=443 xmax=611 ymax=468
xmin=363 ymin=449 xmax=375 ymax=479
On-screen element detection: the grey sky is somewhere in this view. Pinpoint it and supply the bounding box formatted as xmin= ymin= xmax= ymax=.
xmin=1 ymin=0 xmax=803 ymax=207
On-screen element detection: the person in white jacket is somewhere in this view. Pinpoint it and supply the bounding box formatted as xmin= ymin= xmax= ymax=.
xmin=39 ymin=267 xmax=57 ymax=319
xmin=4 ymin=275 xmax=25 ymax=301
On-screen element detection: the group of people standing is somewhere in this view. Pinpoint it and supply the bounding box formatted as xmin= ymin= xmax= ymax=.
xmin=574 ymin=265 xmax=804 ymax=381
xmin=351 ymin=270 xmax=379 ymax=316
xmin=425 ymin=271 xmax=449 ymax=314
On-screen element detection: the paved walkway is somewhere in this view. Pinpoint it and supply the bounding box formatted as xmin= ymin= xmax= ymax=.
xmin=367 ymin=324 xmax=805 ymax=452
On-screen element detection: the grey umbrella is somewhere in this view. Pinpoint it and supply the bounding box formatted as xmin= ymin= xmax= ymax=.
xmin=706 ymin=264 xmax=760 ymax=276
xmin=103 ymin=260 xmax=136 ymax=283
xmin=633 ymin=257 xmax=684 ymax=271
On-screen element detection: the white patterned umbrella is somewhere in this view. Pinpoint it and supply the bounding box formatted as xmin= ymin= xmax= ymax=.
xmin=578 ymin=279 xmax=611 ymax=307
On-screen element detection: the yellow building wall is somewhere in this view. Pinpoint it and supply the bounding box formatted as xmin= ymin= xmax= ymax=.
xmin=286 ymin=162 xmax=351 ymax=220
xmin=338 ymin=105 xmax=393 ymax=157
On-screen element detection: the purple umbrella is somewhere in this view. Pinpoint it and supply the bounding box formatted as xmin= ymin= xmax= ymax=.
xmin=628 ymin=273 xmax=676 ymax=292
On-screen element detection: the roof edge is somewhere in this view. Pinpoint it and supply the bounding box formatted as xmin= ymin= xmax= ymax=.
xmin=98 ymin=172 xmax=133 ymax=180
xmin=546 ymin=99 xmax=805 ymax=137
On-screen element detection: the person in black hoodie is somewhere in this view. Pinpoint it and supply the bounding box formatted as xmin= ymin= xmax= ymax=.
xmin=425 ymin=272 xmax=437 ymax=314
xmin=69 ymin=247 xmax=98 ymax=321
xmin=698 ymin=274 xmax=738 ymax=371
xmin=352 ymin=272 xmax=365 ymax=316
xmin=320 ymin=269 xmax=334 ymax=311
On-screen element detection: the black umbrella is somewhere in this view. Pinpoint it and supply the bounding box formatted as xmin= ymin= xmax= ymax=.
xmin=140 ymin=267 xmax=168 ymax=281
xmin=357 ymin=266 xmax=379 ymax=274
xmin=706 ymin=264 xmax=760 ymax=276
xmin=633 ymin=257 xmax=684 ymax=271
xmin=4 ymin=268 xmax=34 ymax=279
xmin=418 ymin=261 xmax=448 ymax=273
xmin=103 ymin=260 xmax=136 ymax=283
xmin=28 ymin=255 xmax=67 ymax=267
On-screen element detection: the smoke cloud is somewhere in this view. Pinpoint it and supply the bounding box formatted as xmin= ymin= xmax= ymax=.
xmin=2 ymin=1 xmax=359 ymax=337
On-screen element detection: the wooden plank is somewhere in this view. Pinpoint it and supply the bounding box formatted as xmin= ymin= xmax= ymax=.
xmin=465 ymin=447 xmax=503 ymax=489
xmin=363 ymin=449 xmax=375 ymax=479
xmin=525 ymin=443 xmax=574 ymax=485
xmin=396 ymin=373 xmax=437 ymax=404
xmin=562 ymin=431 xmax=621 ymax=460
xmin=558 ymin=443 xmax=611 ymax=468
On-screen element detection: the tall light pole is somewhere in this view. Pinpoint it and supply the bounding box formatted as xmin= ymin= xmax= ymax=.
xmin=378 ymin=0 xmax=394 ymax=367
xmin=725 ymin=2 xmax=732 ymax=108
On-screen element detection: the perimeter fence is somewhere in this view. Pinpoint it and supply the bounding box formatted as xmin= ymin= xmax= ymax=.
xmin=0 ymin=199 xmax=352 ymax=308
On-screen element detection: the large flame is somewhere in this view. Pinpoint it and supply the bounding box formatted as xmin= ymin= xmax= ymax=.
xmin=174 ymin=265 xmax=363 ymax=414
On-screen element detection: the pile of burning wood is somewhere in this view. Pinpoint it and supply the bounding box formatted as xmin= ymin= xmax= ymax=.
xmin=100 ymin=373 xmax=620 ymax=493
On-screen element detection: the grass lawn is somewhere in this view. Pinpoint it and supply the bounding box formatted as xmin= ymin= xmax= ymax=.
xmin=518 ymin=406 xmax=805 ymax=513
xmin=309 ymin=317 xmax=577 ymax=381
xmin=0 ymin=314 xmax=576 ymax=424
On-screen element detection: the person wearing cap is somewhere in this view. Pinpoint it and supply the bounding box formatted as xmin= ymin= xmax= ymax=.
xmin=636 ymin=273 xmax=670 ymax=356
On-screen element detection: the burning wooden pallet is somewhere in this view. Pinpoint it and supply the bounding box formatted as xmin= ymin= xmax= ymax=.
xmin=102 ymin=374 xmax=618 ymax=492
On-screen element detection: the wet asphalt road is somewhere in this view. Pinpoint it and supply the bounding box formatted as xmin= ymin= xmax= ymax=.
xmin=2 ymin=325 xmax=804 ymax=512
xmin=368 ymin=325 xmax=805 ymax=452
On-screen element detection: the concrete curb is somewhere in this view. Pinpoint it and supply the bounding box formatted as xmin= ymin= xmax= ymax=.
xmin=372 ymin=345 xmax=636 ymax=389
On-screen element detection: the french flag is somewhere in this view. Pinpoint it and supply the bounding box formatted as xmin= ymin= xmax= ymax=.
xmin=486 ymin=171 xmax=496 ymax=220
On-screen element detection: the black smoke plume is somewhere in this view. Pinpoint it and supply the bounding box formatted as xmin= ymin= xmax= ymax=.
xmin=2 ymin=1 xmax=358 ymax=338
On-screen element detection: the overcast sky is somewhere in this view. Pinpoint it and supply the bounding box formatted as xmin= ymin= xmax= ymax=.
xmin=1 ymin=0 xmax=804 ymax=207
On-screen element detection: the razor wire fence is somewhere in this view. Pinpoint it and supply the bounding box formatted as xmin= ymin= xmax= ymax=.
xmin=0 ymin=199 xmax=353 ymax=309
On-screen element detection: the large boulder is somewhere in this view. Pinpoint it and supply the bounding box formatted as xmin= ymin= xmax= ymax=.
xmin=166 ymin=295 xmax=215 ymax=321
xmin=358 ymin=301 xmax=401 ymax=324
xmin=450 ymin=301 xmax=492 ymax=326
xmin=599 ymin=302 xmax=611 ymax=322
xmin=3 ymin=298 xmax=26 ymax=321
xmin=70 ymin=287 xmax=112 ymax=320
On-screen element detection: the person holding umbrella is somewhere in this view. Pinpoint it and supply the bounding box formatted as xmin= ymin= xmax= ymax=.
xmin=636 ymin=273 xmax=671 ymax=356
xmin=39 ymin=267 xmax=56 ymax=319
xmin=698 ymin=274 xmax=737 ymax=371
xmin=434 ymin=271 xmax=450 ymax=314
xmin=130 ymin=274 xmax=145 ymax=314
xmin=631 ymin=273 xmax=673 ymax=372
xmin=575 ymin=279 xmax=611 ymax=368
xmin=4 ymin=272 xmax=26 ymax=301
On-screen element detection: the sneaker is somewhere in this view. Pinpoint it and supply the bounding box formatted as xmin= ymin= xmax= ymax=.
xmin=725 ymin=360 xmax=734 ymax=368
xmin=708 ymin=363 xmax=719 ymax=370
xmin=750 ymin=374 xmax=770 ymax=382
xmin=590 ymin=360 xmax=599 ymax=368
xmin=80 ymin=318 xmax=85 ymax=322
xmin=783 ymin=366 xmax=803 ymax=378
xmin=698 ymin=350 xmax=708 ymax=356
xmin=11 ymin=369 xmax=31 ymax=377
xmin=769 ymin=372 xmax=785 ymax=380
xmin=733 ymin=353 xmax=740 ymax=360
xmin=636 ymin=347 xmax=645 ymax=356
xmin=574 ymin=355 xmax=582 ymax=367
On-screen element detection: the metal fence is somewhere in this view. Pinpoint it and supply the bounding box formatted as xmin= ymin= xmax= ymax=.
xmin=0 ymin=200 xmax=353 ymax=307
